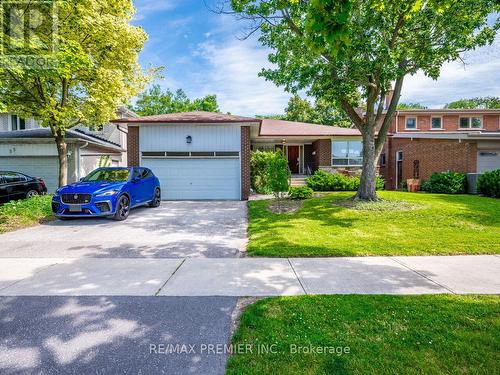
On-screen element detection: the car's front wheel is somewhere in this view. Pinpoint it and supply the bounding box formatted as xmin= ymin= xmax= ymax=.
xmin=26 ymin=190 xmax=39 ymax=199
xmin=149 ymin=188 xmax=161 ymax=208
xmin=113 ymin=195 xmax=130 ymax=221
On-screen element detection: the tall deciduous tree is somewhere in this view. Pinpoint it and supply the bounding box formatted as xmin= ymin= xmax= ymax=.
xmin=226 ymin=0 xmax=499 ymax=200
xmin=0 ymin=0 xmax=150 ymax=186
xmin=285 ymin=95 xmax=351 ymax=126
xmin=397 ymin=103 xmax=428 ymax=109
xmin=445 ymin=97 xmax=500 ymax=109
xmin=131 ymin=84 xmax=221 ymax=116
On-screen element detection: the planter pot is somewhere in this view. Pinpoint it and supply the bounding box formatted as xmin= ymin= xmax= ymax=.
xmin=407 ymin=179 xmax=421 ymax=192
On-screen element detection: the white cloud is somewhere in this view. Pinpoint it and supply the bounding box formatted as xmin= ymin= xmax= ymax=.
xmin=401 ymin=35 xmax=500 ymax=107
xmin=189 ymin=38 xmax=291 ymax=116
xmin=134 ymin=0 xmax=177 ymax=21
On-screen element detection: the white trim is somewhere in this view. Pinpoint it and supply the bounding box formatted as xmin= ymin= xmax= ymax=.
xmin=405 ymin=116 xmax=417 ymax=130
xmin=458 ymin=115 xmax=483 ymax=130
xmin=331 ymin=139 xmax=363 ymax=167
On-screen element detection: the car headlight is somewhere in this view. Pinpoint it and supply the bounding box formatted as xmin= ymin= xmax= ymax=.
xmin=53 ymin=189 xmax=61 ymax=197
xmin=95 ymin=190 xmax=119 ymax=197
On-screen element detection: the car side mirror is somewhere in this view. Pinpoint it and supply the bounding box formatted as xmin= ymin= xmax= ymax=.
xmin=132 ymin=177 xmax=140 ymax=183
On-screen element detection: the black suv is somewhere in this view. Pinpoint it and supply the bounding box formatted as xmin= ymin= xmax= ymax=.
xmin=0 ymin=172 xmax=48 ymax=204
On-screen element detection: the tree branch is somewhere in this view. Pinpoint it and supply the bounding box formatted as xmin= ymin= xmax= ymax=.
xmin=375 ymin=72 xmax=405 ymax=154
xmin=340 ymin=99 xmax=364 ymax=128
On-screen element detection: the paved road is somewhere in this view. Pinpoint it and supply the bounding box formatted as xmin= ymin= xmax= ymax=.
xmin=0 ymin=296 xmax=237 ymax=375
xmin=1 ymin=256 xmax=499 ymax=296
xmin=0 ymin=201 xmax=247 ymax=258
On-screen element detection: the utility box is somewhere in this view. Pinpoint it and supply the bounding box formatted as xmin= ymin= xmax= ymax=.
xmin=467 ymin=173 xmax=481 ymax=194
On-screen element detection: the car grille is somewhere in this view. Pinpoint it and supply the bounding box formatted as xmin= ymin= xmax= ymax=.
xmin=61 ymin=193 xmax=92 ymax=204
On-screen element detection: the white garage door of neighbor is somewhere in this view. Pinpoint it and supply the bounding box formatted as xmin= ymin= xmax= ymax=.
xmin=477 ymin=150 xmax=500 ymax=173
xmin=0 ymin=156 xmax=59 ymax=192
xmin=143 ymin=158 xmax=241 ymax=200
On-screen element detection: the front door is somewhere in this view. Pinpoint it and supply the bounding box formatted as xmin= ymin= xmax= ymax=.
xmin=396 ymin=151 xmax=403 ymax=189
xmin=287 ymin=146 xmax=300 ymax=173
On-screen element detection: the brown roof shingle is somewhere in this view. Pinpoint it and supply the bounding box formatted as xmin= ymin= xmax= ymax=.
xmin=111 ymin=111 xmax=260 ymax=124
xmin=259 ymin=119 xmax=360 ymax=136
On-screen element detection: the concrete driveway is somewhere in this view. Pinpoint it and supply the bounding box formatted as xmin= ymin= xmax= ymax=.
xmin=0 ymin=201 xmax=247 ymax=258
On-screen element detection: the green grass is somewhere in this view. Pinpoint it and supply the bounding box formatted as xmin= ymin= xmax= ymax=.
xmin=226 ymin=295 xmax=500 ymax=375
xmin=0 ymin=195 xmax=53 ymax=233
xmin=248 ymin=191 xmax=500 ymax=257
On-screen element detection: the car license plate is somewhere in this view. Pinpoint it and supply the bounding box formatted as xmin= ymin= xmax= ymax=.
xmin=69 ymin=204 xmax=82 ymax=212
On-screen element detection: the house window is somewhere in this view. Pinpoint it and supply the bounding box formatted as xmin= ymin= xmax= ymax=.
xmin=11 ymin=115 xmax=18 ymax=131
xmin=431 ymin=117 xmax=442 ymax=129
xmin=10 ymin=115 xmax=26 ymax=131
xmin=332 ymin=141 xmax=363 ymax=166
xmin=405 ymin=117 xmax=417 ymax=129
xmin=459 ymin=117 xmax=482 ymax=129
xmin=380 ymin=153 xmax=386 ymax=167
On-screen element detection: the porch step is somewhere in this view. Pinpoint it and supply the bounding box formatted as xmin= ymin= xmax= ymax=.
xmin=290 ymin=177 xmax=308 ymax=187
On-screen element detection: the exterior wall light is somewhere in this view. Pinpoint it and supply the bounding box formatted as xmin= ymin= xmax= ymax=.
xmin=186 ymin=136 xmax=192 ymax=144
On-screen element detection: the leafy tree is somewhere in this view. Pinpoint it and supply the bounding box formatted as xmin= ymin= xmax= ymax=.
xmin=267 ymin=151 xmax=290 ymax=201
xmin=0 ymin=0 xmax=149 ymax=186
xmin=257 ymin=95 xmax=351 ymax=126
xmin=227 ymin=0 xmax=498 ymax=200
xmin=397 ymin=103 xmax=428 ymax=109
xmin=285 ymin=95 xmax=351 ymax=126
xmin=131 ymin=84 xmax=220 ymax=115
xmin=445 ymin=97 xmax=500 ymax=109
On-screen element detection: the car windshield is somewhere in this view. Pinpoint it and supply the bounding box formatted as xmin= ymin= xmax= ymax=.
xmin=83 ymin=169 xmax=130 ymax=182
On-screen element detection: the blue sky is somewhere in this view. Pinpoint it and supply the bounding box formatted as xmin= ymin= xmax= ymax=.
xmin=134 ymin=1 xmax=500 ymax=116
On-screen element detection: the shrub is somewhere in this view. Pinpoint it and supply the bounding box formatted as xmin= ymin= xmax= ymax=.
xmin=250 ymin=150 xmax=275 ymax=194
xmin=426 ymin=171 xmax=466 ymax=194
xmin=267 ymin=151 xmax=290 ymax=199
xmin=306 ymin=170 xmax=385 ymax=191
xmin=288 ymin=186 xmax=313 ymax=200
xmin=477 ymin=169 xmax=500 ymax=198
xmin=420 ymin=180 xmax=432 ymax=192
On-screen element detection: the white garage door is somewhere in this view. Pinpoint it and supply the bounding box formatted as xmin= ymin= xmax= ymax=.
xmin=143 ymin=158 xmax=241 ymax=200
xmin=477 ymin=150 xmax=500 ymax=173
xmin=0 ymin=157 xmax=59 ymax=193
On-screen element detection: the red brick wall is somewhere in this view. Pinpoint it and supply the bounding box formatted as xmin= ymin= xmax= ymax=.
xmin=312 ymin=139 xmax=331 ymax=169
xmin=241 ymin=126 xmax=251 ymax=200
xmin=382 ymin=138 xmax=477 ymax=189
xmin=127 ymin=126 xmax=140 ymax=167
xmin=484 ymin=115 xmax=499 ymax=131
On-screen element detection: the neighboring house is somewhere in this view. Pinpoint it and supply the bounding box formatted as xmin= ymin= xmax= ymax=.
xmin=0 ymin=108 xmax=135 ymax=192
xmin=378 ymin=109 xmax=500 ymax=189
xmin=114 ymin=111 xmax=362 ymax=200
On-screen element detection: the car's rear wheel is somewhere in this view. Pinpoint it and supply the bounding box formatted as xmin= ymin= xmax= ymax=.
xmin=113 ymin=195 xmax=130 ymax=221
xmin=149 ymin=188 xmax=161 ymax=207
xmin=26 ymin=190 xmax=39 ymax=199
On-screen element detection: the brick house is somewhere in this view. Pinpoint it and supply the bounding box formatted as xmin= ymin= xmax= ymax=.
xmin=378 ymin=109 xmax=500 ymax=189
xmin=115 ymin=112 xmax=363 ymax=200
xmin=116 ymin=108 xmax=499 ymax=200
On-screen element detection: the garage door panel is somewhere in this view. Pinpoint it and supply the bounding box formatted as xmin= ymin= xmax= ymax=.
xmin=0 ymin=157 xmax=59 ymax=192
xmin=477 ymin=150 xmax=500 ymax=173
xmin=143 ymin=158 xmax=240 ymax=200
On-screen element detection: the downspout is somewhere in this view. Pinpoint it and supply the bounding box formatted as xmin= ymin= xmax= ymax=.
xmin=77 ymin=141 xmax=89 ymax=180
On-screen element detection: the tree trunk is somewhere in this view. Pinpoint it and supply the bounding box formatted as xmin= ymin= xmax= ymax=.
xmin=355 ymin=126 xmax=378 ymax=201
xmin=55 ymin=133 xmax=68 ymax=187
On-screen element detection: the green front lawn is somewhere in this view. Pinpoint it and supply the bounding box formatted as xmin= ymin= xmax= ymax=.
xmin=226 ymin=295 xmax=500 ymax=375
xmin=248 ymin=191 xmax=500 ymax=257
xmin=0 ymin=195 xmax=53 ymax=234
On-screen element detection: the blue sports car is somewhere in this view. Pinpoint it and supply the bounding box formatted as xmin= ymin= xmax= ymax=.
xmin=52 ymin=167 xmax=161 ymax=221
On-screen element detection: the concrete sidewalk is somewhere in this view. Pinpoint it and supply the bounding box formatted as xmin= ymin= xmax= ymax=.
xmin=0 ymin=255 xmax=498 ymax=296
